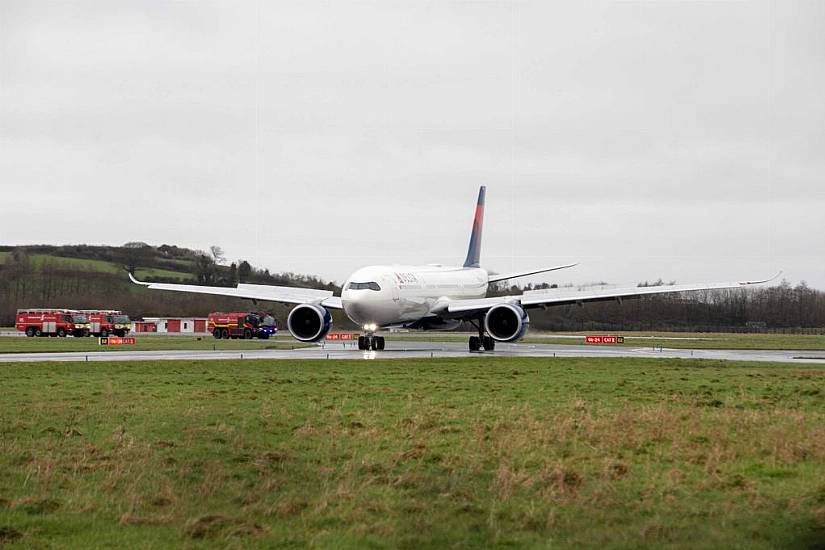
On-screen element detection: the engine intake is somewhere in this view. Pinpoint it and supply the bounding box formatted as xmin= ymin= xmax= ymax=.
xmin=287 ymin=304 xmax=332 ymax=342
xmin=484 ymin=303 xmax=529 ymax=342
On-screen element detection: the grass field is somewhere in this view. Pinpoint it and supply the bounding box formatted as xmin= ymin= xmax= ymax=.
xmin=0 ymin=357 xmax=824 ymax=548
xmin=0 ymin=335 xmax=309 ymax=354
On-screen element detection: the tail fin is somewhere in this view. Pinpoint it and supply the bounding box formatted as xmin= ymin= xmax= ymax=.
xmin=463 ymin=186 xmax=486 ymax=268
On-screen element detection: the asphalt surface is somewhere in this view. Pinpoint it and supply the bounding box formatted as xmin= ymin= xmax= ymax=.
xmin=0 ymin=340 xmax=823 ymax=364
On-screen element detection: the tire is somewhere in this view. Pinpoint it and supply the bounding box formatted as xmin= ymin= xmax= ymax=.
xmin=482 ymin=336 xmax=495 ymax=351
xmin=221 ymin=328 xmax=230 ymax=339
xmin=243 ymin=329 xmax=253 ymax=340
xmin=358 ymin=336 xmax=368 ymax=350
xmin=57 ymin=328 xmax=66 ymax=337
xmin=376 ymin=336 xmax=385 ymax=350
xmin=469 ymin=336 xmax=481 ymax=352
xmin=25 ymin=327 xmax=35 ymax=337
xmin=34 ymin=328 xmax=42 ymax=337
xmin=370 ymin=337 xmax=379 ymax=351
xmin=213 ymin=329 xmax=222 ymax=339
xmin=101 ymin=330 xmax=109 ymax=337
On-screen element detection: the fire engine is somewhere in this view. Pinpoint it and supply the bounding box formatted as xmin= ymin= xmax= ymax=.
xmin=16 ymin=309 xmax=90 ymax=337
xmin=208 ymin=312 xmax=278 ymax=340
xmin=80 ymin=310 xmax=131 ymax=337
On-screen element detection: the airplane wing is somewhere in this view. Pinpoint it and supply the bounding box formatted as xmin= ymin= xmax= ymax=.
xmin=128 ymin=272 xmax=343 ymax=309
xmin=487 ymin=263 xmax=578 ymax=284
xmin=447 ymin=273 xmax=780 ymax=315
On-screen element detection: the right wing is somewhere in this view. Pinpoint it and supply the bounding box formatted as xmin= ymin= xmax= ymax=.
xmin=128 ymin=272 xmax=342 ymax=309
xmin=448 ymin=273 xmax=780 ymax=314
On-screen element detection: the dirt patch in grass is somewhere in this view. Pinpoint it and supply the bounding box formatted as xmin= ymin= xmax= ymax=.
xmin=0 ymin=526 xmax=23 ymax=543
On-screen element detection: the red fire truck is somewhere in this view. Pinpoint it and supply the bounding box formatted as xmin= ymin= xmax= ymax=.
xmin=15 ymin=309 xmax=90 ymax=337
xmin=208 ymin=312 xmax=278 ymax=340
xmin=81 ymin=310 xmax=131 ymax=337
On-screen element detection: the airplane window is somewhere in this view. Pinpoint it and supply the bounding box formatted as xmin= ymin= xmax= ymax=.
xmin=349 ymin=282 xmax=381 ymax=291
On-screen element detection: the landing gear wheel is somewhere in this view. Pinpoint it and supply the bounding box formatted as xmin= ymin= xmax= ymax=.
xmin=25 ymin=327 xmax=35 ymax=337
xmin=358 ymin=336 xmax=368 ymax=350
xmin=469 ymin=336 xmax=481 ymax=352
xmin=371 ymin=336 xmax=385 ymax=351
xmin=482 ymin=336 xmax=495 ymax=351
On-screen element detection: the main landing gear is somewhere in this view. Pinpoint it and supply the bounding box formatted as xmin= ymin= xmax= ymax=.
xmin=358 ymin=334 xmax=385 ymax=351
xmin=468 ymin=320 xmax=495 ymax=352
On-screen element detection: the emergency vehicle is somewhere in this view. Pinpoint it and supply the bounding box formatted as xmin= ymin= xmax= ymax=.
xmin=208 ymin=312 xmax=277 ymax=340
xmin=80 ymin=310 xmax=131 ymax=337
xmin=15 ymin=309 xmax=90 ymax=337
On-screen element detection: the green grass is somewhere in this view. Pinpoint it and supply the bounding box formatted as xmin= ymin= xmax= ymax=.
xmin=132 ymin=267 xmax=195 ymax=282
xmin=27 ymin=254 xmax=123 ymax=274
xmin=0 ymin=335 xmax=308 ymax=353
xmin=0 ymin=357 xmax=824 ymax=548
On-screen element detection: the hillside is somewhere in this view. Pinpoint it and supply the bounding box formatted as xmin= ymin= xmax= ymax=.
xmin=0 ymin=244 xmax=345 ymax=327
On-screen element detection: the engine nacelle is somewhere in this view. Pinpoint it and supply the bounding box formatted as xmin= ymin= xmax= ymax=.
xmin=484 ymin=303 xmax=529 ymax=342
xmin=287 ymin=304 xmax=333 ymax=342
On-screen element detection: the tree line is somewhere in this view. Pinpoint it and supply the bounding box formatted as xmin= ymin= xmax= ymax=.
xmin=1 ymin=244 xmax=823 ymax=332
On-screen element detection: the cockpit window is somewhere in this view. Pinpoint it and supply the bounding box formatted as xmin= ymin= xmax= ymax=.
xmin=347 ymin=282 xmax=381 ymax=291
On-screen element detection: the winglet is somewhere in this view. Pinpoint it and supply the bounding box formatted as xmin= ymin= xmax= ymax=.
xmin=127 ymin=271 xmax=151 ymax=286
xmin=463 ymin=186 xmax=486 ymax=268
xmin=740 ymin=271 xmax=783 ymax=286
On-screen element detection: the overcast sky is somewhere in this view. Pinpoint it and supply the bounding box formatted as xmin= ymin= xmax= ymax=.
xmin=1 ymin=1 xmax=823 ymax=289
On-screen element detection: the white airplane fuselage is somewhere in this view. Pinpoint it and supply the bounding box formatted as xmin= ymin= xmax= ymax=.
xmin=341 ymin=264 xmax=489 ymax=328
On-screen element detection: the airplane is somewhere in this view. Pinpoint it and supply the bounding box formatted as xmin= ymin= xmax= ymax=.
xmin=128 ymin=186 xmax=775 ymax=351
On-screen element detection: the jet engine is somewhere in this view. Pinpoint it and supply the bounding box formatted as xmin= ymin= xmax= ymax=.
xmin=484 ymin=303 xmax=529 ymax=342
xmin=287 ymin=304 xmax=333 ymax=342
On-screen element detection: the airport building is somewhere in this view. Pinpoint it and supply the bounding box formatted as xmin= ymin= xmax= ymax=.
xmin=132 ymin=317 xmax=209 ymax=334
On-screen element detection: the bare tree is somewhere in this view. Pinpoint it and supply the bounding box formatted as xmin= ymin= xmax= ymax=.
xmin=210 ymin=245 xmax=226 ymax=265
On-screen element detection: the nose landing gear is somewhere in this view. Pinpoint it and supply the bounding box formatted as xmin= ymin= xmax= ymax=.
xmin=357 ymin=330 xmax=386 ymax=351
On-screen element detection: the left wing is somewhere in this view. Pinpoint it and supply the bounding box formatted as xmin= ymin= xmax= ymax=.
xmin=447 ymin=273 xmax=779 ymax=315
xmin=128 ymin=272 xmax=343 ymax=309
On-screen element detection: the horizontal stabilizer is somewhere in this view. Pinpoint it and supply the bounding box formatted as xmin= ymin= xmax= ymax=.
xmin=487 ymin=263 xmax=578 ymax=284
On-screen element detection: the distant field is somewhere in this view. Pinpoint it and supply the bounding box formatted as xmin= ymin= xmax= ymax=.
xmin=0 ymin=252 xmax=194 ymax=281
xmin=0 ymin=334 xmax=309 ymax=353
xmin=0 ymin=357 xmax=823 ymax=548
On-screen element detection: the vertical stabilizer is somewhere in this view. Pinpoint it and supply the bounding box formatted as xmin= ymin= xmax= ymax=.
xmin=463 ymin=186 xmax=486 ymax=268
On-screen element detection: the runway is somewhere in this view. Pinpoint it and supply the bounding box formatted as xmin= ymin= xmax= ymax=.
xmin=0 ymin=340 xmax=823 ymax=364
